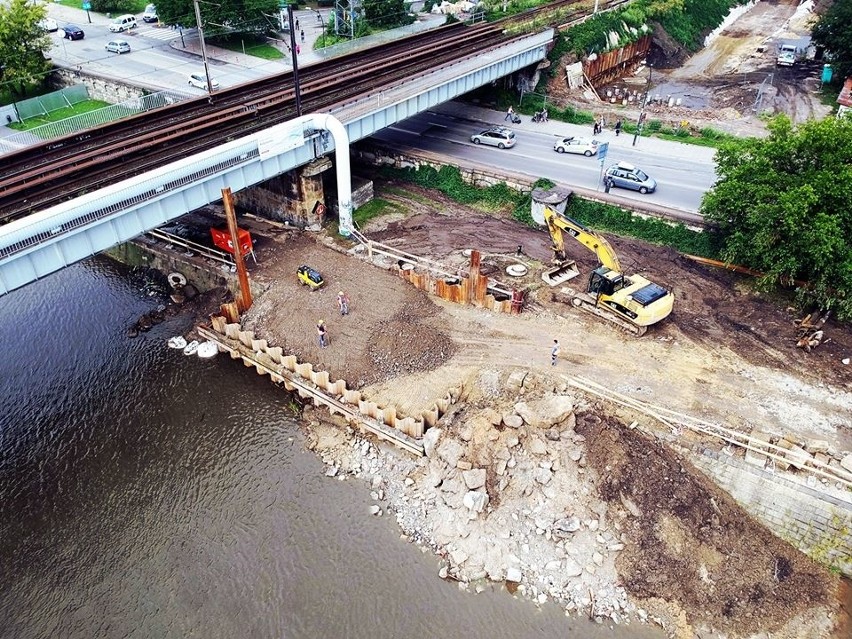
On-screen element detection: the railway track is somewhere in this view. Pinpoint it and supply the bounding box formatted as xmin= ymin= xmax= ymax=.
xmin=0 ymin=0 xmax=619 ymax=224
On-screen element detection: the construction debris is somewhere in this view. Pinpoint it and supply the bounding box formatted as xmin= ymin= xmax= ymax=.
xmin=796 ymin=310 xmax=831 ymax=351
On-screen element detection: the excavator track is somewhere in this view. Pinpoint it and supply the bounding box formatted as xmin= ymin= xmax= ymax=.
xmin=563 ymin=289 xmax=648 ymax=337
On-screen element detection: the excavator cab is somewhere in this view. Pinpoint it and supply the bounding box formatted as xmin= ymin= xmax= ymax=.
xmin=588 ymin=267 xmax=625 ymax=297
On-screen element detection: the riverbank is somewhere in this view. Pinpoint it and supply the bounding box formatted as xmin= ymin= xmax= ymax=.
xmin=193 ymin=177 xmax=852 ymax=637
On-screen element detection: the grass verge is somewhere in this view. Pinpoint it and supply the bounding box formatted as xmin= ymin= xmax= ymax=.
xmin=7 ymin=99 xmax=111 ymax=131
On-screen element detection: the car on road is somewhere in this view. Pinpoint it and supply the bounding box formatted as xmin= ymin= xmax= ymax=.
xmin=142 ymin=4 xmax=158 ymax=23
xmin=105 ymin=40 xmax=131 ymax=54
xmin=470 ymin=126 xmax=516 ymax=149
xmin=38 ymin=18 xmax=58 ymax=32
xmin=188 ymin=73 xmax=220 ymax=90
xmin=604 ymin=161 xmax=657 ymax=194
xmin=62 ymin=24 xmax=85 ymax=40
xmin=109 ymin=14 xmax=138 ymax=32
xmin=553 ymin=136 xmax=599 ymax=156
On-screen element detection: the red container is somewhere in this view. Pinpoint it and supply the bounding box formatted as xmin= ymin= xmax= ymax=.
xmin=210 ymin=227 xmax=253 ymax=257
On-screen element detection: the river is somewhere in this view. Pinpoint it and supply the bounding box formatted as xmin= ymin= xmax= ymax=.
xmin=0 ymin=257 xmax=663 ymax=638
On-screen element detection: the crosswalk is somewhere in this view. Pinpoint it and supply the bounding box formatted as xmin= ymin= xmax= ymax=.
xmin=136 ymin=26 xmax=195 ymax=42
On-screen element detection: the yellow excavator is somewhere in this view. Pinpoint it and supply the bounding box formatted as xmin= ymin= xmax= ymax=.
xmin=539 ymin=206 xmax=674 ymax=336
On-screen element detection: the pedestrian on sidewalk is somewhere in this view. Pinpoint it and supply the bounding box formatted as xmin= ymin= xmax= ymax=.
xmin=296 ymin=44 xmax=301 ymax=55
xmin=301 ymin=29 xmax=305 ymax=42
xmin=615 ymin=119 xmax=622 ymax=136
xmin=337 ymin=291 xmax=350 ymax=316
xmin=593 ymin=120 xmax=600 ymax=135
xmin=551 ymin=339 xmax=560 ymax=366
xmin=296 ymin=18 xmax=300 ymax=30
xmin=505 ymin=105 xmax=514 ymax=122
xmin=317 ymin=320 xmax=328 ymax=348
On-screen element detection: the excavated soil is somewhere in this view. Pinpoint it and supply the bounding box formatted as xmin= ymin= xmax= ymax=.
xmin=546 ymin=0 xmax=833 ymax=137
xmin=578 ymin=413 xmax=836 ymax=638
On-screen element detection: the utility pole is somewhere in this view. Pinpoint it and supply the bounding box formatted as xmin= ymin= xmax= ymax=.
xmin=193 ymin=0 xmax=214 ymax=95
xmin=632 ymin=63 xmax=652 ymax=147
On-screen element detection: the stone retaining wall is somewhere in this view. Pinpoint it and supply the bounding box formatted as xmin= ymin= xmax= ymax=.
xmin=691 ymin=448 xmax=852 ymax=577
xmin=51 ymin=68 xmax=148 ymax=104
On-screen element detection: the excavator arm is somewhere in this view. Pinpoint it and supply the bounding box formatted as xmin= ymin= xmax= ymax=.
xmin=543 ymin=206 xmax=621 ymax=272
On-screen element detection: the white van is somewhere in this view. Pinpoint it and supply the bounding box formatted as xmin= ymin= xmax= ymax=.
xmin=109 ymin=14 xmax=138 ymax=33
xmin=142 ymin=4 xmax=158 ymax=23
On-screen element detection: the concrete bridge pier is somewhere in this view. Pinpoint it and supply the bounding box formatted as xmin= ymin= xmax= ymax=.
xmin=236 ymin=157 xmax=333 ymax=228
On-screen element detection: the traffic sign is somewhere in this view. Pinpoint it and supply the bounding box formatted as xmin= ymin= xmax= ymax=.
xmin=82 ymin=2 xmax=91 ymax=9
xmin=597 ymin=141 xmax=609 ymax=165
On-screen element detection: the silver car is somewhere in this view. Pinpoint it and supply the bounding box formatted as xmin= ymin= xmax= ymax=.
xmin=188 ymin=73 xmax=221 ymax=90
xmin=554 ymin=136 xmax=599 ymax=156
xmin=470 ymin=127 xmax=516 ymax=149
xmin=604 ymin=162 xmax=657 ymax=194
xmin=105 ymin=40 xmax=131 ymax=54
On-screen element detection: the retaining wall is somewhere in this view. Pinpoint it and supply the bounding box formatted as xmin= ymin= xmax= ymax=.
xmin=692 ymin=448 xmax=852 ymax=577
xmin=51 ymin=68 xmax=148 ymax=104
xmin=207 ymin=316 xmax=460 ymax=447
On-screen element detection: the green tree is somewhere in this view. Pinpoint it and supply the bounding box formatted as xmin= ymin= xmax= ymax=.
xmin=155 ymin=0 xmax=281 ymax=35
xmin=0 ymin=0 xmax=52 ymax=100
xmin=812 ymin=0 xmax=852 ymax=83
xmin=362 ymin=0 xmax=414 ymax=30
xmin=701 ymin=115 xmax=852 ymax=319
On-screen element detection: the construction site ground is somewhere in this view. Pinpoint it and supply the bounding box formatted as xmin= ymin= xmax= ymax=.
xmin=547 ymin=0 xmax=835 ymax=137
xmin=188 ymin=175 xmax=852 ymax=638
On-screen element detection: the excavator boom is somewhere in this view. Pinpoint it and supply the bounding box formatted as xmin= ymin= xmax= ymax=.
xmin=544 ymin=206 xmax=621 ymax=272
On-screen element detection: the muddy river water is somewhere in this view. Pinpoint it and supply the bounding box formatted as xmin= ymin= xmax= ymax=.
xmin=0 ymin=258 xmax=663 ymax=638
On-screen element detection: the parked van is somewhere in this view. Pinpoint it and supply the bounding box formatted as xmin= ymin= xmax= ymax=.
xmin=777 ymin=43 xmax=797 ymax=67
xmin=142 ymin=4 xmax=158 ymax=23
xmin=109 ymin=14 xmax=138 ymax=32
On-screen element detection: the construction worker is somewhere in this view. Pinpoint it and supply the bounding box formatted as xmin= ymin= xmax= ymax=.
xmin=316 ymin=320 xmax=328 ymax=348
xmin=337 ymin=291 xmax=350 ymax=316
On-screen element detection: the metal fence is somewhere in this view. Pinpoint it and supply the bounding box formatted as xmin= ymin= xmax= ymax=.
xmin=15 ymin=85 xmax=89 ymax=121
xmin=0 ymin=89 xmax=192 ymax=153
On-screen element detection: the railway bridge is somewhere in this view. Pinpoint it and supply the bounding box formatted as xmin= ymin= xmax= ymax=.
xmin=0 ymin=25 xmax=552 ymax=296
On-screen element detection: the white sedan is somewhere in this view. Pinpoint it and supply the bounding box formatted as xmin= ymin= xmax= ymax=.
xmin=553 ymin=136 xmax=599 ymax=157
xmin=188 ymin=72 xmax=220 ymax=90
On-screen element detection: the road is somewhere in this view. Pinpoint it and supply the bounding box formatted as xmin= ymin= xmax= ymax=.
xmin=371 ymin=109 xmax=717 ymax=213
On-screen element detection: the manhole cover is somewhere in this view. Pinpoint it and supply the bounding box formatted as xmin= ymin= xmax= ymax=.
xmin=506 ymin=264 xmax=528 ymax=277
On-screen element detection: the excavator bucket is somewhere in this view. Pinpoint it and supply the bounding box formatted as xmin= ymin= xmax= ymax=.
xmin=542 ymin=261 xmax=580 ymax=286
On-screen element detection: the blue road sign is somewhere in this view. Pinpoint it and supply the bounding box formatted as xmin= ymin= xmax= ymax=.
xmin=597 ymin=141 xmax=609 ymax=165
xmin=82 ymin=2 xmax=91 ymax=9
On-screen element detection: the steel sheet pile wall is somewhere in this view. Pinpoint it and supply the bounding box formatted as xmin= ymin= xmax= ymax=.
xmin=202 ymin=317 xmax=463 ymax=453
xmin=398 ymin=250 xmax=521 ymax=314
xmin=583 ymin=35 xmax=651 ymax=88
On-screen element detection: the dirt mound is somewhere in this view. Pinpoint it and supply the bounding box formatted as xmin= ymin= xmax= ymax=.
xmin=577 ymin=413 xmax=838 ymax=637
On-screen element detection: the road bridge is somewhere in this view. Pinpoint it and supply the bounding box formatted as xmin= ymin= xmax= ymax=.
xmin=0 ymin=30 xmax=552 ymax=295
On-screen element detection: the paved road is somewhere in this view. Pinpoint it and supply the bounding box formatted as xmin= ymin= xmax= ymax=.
xmin=373 ymin=104 xmax=717 ymax=214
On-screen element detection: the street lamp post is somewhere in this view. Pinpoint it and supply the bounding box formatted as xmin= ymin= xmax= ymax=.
xmin=632 ymin=62 xmax=652 ymax=147
xmin=193 ymin=0 xmax=214 ymax=95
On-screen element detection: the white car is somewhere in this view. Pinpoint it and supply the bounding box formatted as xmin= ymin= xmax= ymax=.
xmin=470 ymin=126 xmax=516 ymax=149
xmin=38 ymin=18 xmax=58 ymax=32
xmin=188 ymin=73 xmax=220 ymax=90
xmin=553 ymin=136 xmax=599 ymax=157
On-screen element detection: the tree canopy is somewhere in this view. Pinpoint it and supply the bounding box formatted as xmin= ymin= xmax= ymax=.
xmin=700 ymin=115 xmax=852 ymax=319
xmin=155 ymin=0 xmax=281 ymax=35
xmin=811 ymin=0 xmax=852 ymax=83
xmin=0 ymin=0 xmax=53 ymax=99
